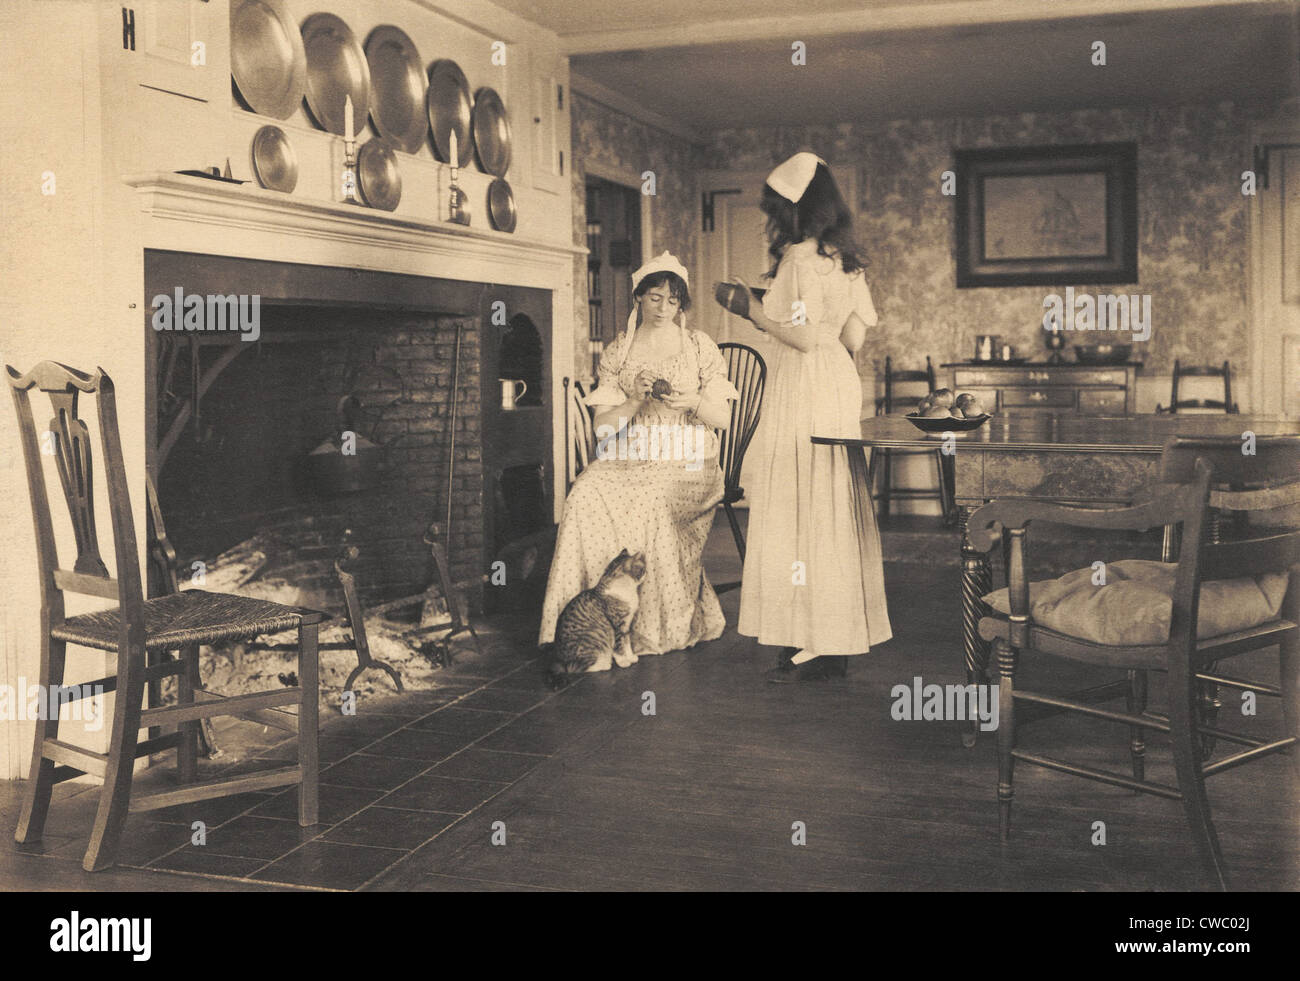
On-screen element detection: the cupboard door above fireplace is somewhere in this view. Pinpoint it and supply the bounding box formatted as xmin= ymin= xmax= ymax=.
xmin=529 ymin=51 xmax=567 ymax=195
xmin=112 ymin=0 xmax=227 ymax=105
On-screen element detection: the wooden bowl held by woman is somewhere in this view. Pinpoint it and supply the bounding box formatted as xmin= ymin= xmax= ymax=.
xmin=713 ymin=281 xmax=768 ymax=319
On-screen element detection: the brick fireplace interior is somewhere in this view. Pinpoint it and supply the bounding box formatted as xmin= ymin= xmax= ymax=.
xmin=145 ymin=250 xmax=553 ymax=618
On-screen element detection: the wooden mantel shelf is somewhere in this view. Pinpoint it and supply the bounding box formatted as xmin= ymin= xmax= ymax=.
xmin=123 ymin=172 xmax=585 ymax=271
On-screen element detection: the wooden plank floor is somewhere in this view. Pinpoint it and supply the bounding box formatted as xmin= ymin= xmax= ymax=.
xmin=364 ymin=521 xmax=1300 ymax=892
xmin=3 ymin=514 xmax=1297 ymax=891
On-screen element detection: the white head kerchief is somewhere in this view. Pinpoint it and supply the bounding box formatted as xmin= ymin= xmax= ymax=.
xmin=767 ymin=151 xmax=826 ymax=203
xmin=625 ymin=251 xmax=690 ymax=336
xmin=630 ymin=251 xmax=690 ymax=293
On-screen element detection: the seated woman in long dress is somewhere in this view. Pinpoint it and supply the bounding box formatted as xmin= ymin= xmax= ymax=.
xmin=539 ymin=252 xmax=739 ymax=660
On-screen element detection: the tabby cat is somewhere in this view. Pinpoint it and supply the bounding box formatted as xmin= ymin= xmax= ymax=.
xmin=548 ymin=548 xmax=648 ymax=687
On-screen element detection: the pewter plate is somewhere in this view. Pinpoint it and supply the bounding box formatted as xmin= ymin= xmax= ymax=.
xmin=487 ymin=178 xmax=517 ymax=233
xmin=427 ymin=60 xmax=472 ymax=165
xmin=251 ymin=124 xmax=298 ymax=192
xmin=230 ymin=0 xmax=307 ymax=119
xmin=364 ymin=24 xmax=426 ymax=154
xmin=471 ymin=86 xmax=512 ymax=177
xmin=301 ymin=12 xmax=370 ymax=137
xmin=357 ymin=140 xmax=402 ymax=211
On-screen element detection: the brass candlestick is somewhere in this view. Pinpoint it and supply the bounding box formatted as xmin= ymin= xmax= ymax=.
xmin=342 ymin=136 xmax=361 ymax=205
xmin=447 ymin=164 xmax=470 ymax=225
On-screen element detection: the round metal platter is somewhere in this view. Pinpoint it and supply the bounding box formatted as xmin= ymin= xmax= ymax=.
xmin=487 ymin=178 xmax=517 ymax=233
xmin=251 ymin=124 xmax=299 ymax=192
xmin=471 ymin=86 xmax=512 ymax=177
xmin=300 ymin=12 xmax=370 ymax=138
xmin=363 ymin=25 xmax=426 ymax=154
xmin=426 ymin=60 xmax=472 ymax=165
xmin=230 ymin=0 xmax=307 ymax=119
xmin=357 ymin=140 xmax=402 ymax=211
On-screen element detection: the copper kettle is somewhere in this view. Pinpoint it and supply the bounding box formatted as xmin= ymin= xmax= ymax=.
xmin=305 ymin=392 xmax=399 ymax=496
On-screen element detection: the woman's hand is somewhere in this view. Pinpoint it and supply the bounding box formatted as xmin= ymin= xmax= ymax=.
xmin=633 ymin=369 xmax=657 ymax=398
xmin=660 ymin=390 xmax=702 ymax=415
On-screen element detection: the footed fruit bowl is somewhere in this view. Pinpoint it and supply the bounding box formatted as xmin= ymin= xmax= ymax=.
xmin=902 ymin=388 xmax=992 ymax=435
xmin=903 ymin=412 xmax=991 ymax=435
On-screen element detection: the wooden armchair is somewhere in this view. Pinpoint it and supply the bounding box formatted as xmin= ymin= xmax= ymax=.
xmin=8 ymin=361 xmax=325 ymax=871
xmin=969 ymin=435 xmax=1300 ymax=890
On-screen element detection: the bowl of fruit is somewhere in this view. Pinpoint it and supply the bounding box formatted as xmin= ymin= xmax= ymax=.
xmin=903 ymin=389 xmax=992 ymax=435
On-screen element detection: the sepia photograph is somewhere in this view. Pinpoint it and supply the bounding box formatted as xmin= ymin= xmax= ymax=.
xmin=0 ymin=0 xmax=1298 ymax=935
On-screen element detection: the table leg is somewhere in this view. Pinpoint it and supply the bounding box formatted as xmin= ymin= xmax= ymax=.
xmin=845 ymin=445 xmax=882 ymax=632
xmin=960 ymin=502 xmax=992 ymax=749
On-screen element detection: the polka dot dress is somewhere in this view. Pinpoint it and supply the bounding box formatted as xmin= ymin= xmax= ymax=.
xmin=538 ymin=328 xmax=738 ymax=655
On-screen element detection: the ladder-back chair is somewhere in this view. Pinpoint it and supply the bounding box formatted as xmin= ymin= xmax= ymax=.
xmin=869 ymin=355 xmax=955 ymax=524
xmin=1156 ymin=360 xmax=1240 ymax=414
xmin=8 ymin=361 xmax=325 ymax=871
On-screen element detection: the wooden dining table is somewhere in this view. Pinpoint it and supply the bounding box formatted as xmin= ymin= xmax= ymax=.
xmin=815 ymin=412 xmax=1300 ymax=745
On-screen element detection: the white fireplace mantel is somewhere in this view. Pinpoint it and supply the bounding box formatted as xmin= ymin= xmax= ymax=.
xmin=124 ymin=172 xmax=585 ymax=289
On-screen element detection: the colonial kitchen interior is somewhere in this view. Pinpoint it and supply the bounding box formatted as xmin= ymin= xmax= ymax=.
xmin=1 ymin=0 xmax=1298 ymax=895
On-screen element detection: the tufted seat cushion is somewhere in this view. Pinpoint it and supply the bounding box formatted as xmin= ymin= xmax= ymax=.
xmin=982 ymin=559 xmax=1289 ymax=646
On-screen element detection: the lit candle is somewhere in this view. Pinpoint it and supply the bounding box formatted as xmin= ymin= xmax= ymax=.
xmin=344 ymin=94 xmax=353 ymax=139
xmin=449 ymin=129 xmax=458 ymax=169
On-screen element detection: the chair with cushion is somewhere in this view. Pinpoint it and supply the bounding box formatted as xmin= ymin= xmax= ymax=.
xmin=969 ymin=434 xmax=1300 ymax=890
xmin=869 ymin=355 xmax=955 ymax=524
xmin=714 ymin=342 xmax=766 ymax=594
xmin=8 ymin=361 xmax=325 ymax=871
xmin=1156 ymin=360 xmax=1239 ymax=414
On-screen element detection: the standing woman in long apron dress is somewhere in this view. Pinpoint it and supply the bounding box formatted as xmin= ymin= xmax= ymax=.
xmin=733 ymin=152 xmax=893 ymax=682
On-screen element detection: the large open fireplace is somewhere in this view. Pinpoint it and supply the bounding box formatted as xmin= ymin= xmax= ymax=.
xmin=145 ymin=250 xmax=553 ymax=618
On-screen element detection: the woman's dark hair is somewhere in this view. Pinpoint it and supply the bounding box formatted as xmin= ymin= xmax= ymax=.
xmin=633 ymin=270 xmax=691 ymax=311
xmin=761 ymin=162 xmax=865 ymax=277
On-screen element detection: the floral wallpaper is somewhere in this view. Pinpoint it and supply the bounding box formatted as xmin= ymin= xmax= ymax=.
xmin=570 ymin=91 xmax=703 ymax=383
xmin=701 ymin=102 xmax=1273 ymax=377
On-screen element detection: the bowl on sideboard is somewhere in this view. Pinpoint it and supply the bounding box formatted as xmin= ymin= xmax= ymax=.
xmin=1073 ymin=343 xmax=1132 ymax=364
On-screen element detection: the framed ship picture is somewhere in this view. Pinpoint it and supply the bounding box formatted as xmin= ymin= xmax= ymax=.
xmin=954 ymin=142 xmax=1138 ymax=287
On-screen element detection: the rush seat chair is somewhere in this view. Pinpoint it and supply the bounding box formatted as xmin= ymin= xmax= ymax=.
xmin=8 ymin=361 xmax=326 ymax=871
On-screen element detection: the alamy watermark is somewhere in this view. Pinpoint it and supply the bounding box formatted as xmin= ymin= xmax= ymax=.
xmin=891 ymin=676 xmax=999 ymax=731
xmin=151 ymin=289 xmax=261 ymax=342
xmin=0 ymin=679 xmax=104 ymax=731
xmin=1042 ymin=287 xmax=1151 ymax=342
xmin=594 ymin=420 xmax=714 ymax=471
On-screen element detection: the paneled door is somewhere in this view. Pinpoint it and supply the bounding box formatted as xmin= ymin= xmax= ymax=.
xmin=1253 ymin=128 xmax=1300 ymax=417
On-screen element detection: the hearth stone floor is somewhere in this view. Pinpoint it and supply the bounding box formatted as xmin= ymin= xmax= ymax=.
xmin=2 ymin=512 xmax=1296 ymax=891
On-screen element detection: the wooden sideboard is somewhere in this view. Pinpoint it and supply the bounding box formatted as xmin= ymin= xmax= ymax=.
xmin=943 ymin=361 xmax=1141 ymax=416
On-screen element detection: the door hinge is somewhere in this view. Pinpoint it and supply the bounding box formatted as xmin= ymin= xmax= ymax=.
xmin=702 ymin=188 xmax=742 ymax=232
xmin=122 ymin=7 xmax=135 ymax=50
xmin=1253 ymin=142 xmax=1300 ymax=190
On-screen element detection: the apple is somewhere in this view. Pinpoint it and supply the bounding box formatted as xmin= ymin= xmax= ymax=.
xmin=923 ymin=405 xmax=951 ymax=418
xmin=950 ymin=406 xmax=965 ymax=419
xmin=955 ymin=393 xmax=978 ymax=410
xmin=914 ymin=396 xmax=933 ymax=416
xmin=963 ymin=398 xmax=988 ymax=417
xmin=930 ymin=388 xmax=956 ymax=409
